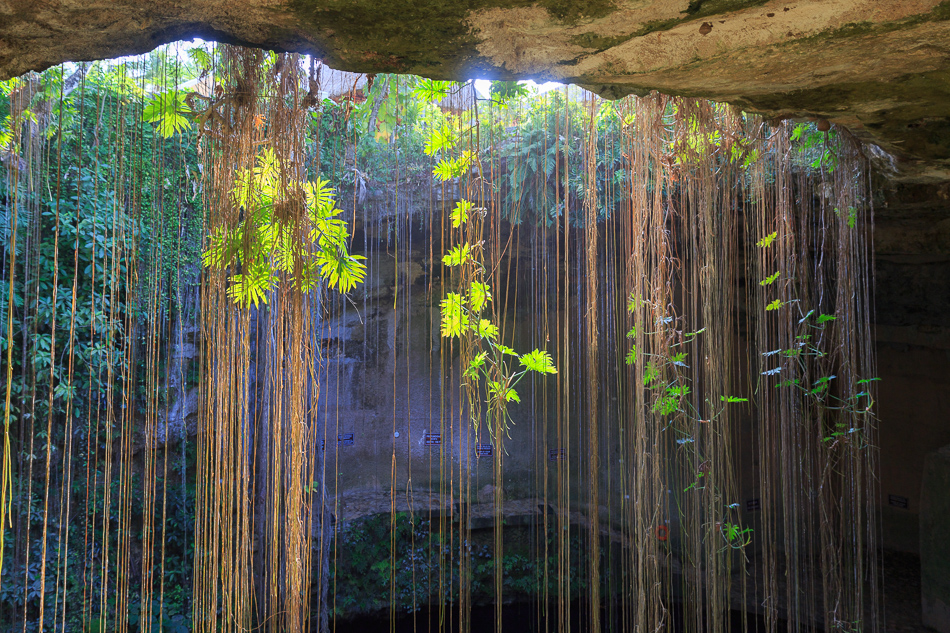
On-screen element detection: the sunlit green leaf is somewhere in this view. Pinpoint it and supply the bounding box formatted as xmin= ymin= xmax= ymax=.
xmin=442 ymin=243 xmax=473 ymax=267
xmin=756 ymin=231 xmax=777 ymax=248
xmin=667 ymin=385 xmax=689 ymax=397
xmin=464 ymin=351 xmax=488 ymax=379
xmin=451 ymin=199 xmax=473 ymax=228
xmin=440 ymin=292 xmax=469 ymax=338
xmin=413 ymin=78 xmax=452 ymax=102
xmin=425 ymin=125 xmax=457 ymax=156
xmin=476 ymin=319 xmax=499 ymax=340
xmin=519 ymin=349 xmax=557 ymax=374
xmin=488 ymin=381 xmax=520 ymax=403
xmin=760 ymin=271 xmax=780 ymax=286
xmin=143 ymin=90 xmax=193 ymax=138
xmin=469 ymin=280 xmax=492 ymax=312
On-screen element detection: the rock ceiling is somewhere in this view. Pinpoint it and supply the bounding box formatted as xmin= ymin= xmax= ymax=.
xmin=2 ymin=0 xmax=949 ymax=181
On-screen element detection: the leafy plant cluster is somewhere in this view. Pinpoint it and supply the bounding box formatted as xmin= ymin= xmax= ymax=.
xmin=413 ymin=80 xmax=557 ymax=438
xmin=0 ymin=467 xmax=196 ymax=633
xmin=752 ymin=219 xmax=878 ymax=449
xmin=622 ymin=295 xmax=754 ymax=552
xmin=202 ymin=148 xmax=366 ymax=307
xmin=1 ymin=50 xmax=204 ymax=633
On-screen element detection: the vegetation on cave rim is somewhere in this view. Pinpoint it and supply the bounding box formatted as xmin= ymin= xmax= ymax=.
xmin=0 ymin=42 xmax=880 ymax=633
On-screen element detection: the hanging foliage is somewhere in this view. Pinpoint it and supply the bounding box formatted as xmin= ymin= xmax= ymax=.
xmin=0 ymin=44 xmax=882 ymax=633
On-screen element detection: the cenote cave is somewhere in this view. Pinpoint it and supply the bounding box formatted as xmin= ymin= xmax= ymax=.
xmin=1 ymin=3 xmax=950 ymax=632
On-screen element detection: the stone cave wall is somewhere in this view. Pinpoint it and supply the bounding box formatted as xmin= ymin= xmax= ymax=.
xmin=873 ymin=180 xmax=950 ymax=554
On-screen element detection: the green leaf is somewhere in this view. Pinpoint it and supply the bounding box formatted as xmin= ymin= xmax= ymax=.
xmin=756 ymin=231 xmax=777 ymax=248
xmin=496 ymin=345 xmax=518 ymax=357
xmin=321 ymin=253 xmax=367 ymax=293
xmin=475 ymin=319 xmax=499 ymax=340
xmin=488 ymin=381 xmax=520 ymax=403
xmin=519 ymin=349 xmax=557 ymax=374
xmin=765 ymin=299 xmax=782 ymax=311
xmin=226 ymin=263 xmax=277 ymax=309
xmin=440 ymin=293 xmax=469 ymax=338
xmin=413 ymin=78 xmax=452 ymax=102
xmin=625 ymin=346 xmax=637 ymax=365
xmin=653 ymin=394 xmax=679 ymax=415
xmin=143 ymin=91 xmax=193 ymax=138
xmin=816 ymin=313 xmax=836 ymax=324
xmin=667 ymin=385 xmax=689 ymax=397
xmin=425 ymin=126 xmax=457 ymax=156
xmin=625 ymin=326 xmax=637 ymax=338
xmin=451 ymin=199 xmax=473 ymax=228
xmin=725 ymin=523 xmax=739 ymax=541
xmin=720 ymin=396 xmax=748 ymax=403
xmin=627 ymin=293 xmax=641 ymax=313
xmin=760 ymin=271 xmax=781 ymax=286
xmin=432 ymin=150 xmax=474 ymax=181
xmin=644 ymin=361 xmax=660 ymax=386
xmin=469 ymin=281 xmax=492 ymax=313
xmin=442 ymin=243 xmax=473 ymax=267
xmin=433 ymin=160 xmax=456 ymax=182
xmin=490 ymin=80 xmax=531 ymax=106
xmin=856 ymin=377 xmax=881 ymax=385
xmin=464 ymin=352 xmax=488 ymax=379
xmin=188 ymin=47 xmax=212 ymax=70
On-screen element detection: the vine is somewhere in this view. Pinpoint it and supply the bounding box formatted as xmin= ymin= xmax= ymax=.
xmin=414 ymin=79 xmax=557 ymax=438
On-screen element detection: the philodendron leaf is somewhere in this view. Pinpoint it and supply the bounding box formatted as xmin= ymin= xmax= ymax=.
xmin=475 ymin=319 xmax=499 ymax=340
xmin=440 ymin=293 xmax=469 ymax=337
xmin=464 ymin=352 xmax=488 ymax=379
xmin=143 ymin=91 xmax=193 ymax=138
xmin=451 ymin=199 xmax=473 ymax=228
xmin=488 ymin=381 xmax=520 ymax=403
xmin=442 ymin=243 xmax=473 ymax=267
xmin=519 ymin=349 xmax=557 ymax=374
xmin=469 ymin=281 xmax=492 ymax=312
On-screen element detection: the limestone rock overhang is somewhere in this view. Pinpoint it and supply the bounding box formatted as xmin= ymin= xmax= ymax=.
xmin=2 ymin=0 xmax=949 ymax=182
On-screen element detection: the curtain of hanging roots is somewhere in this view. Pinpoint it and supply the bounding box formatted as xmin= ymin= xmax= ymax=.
xmin=0 ymin=52 xmax=882 ymax=633
xmin=193 ymin=46 xmax=323 ymax=633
